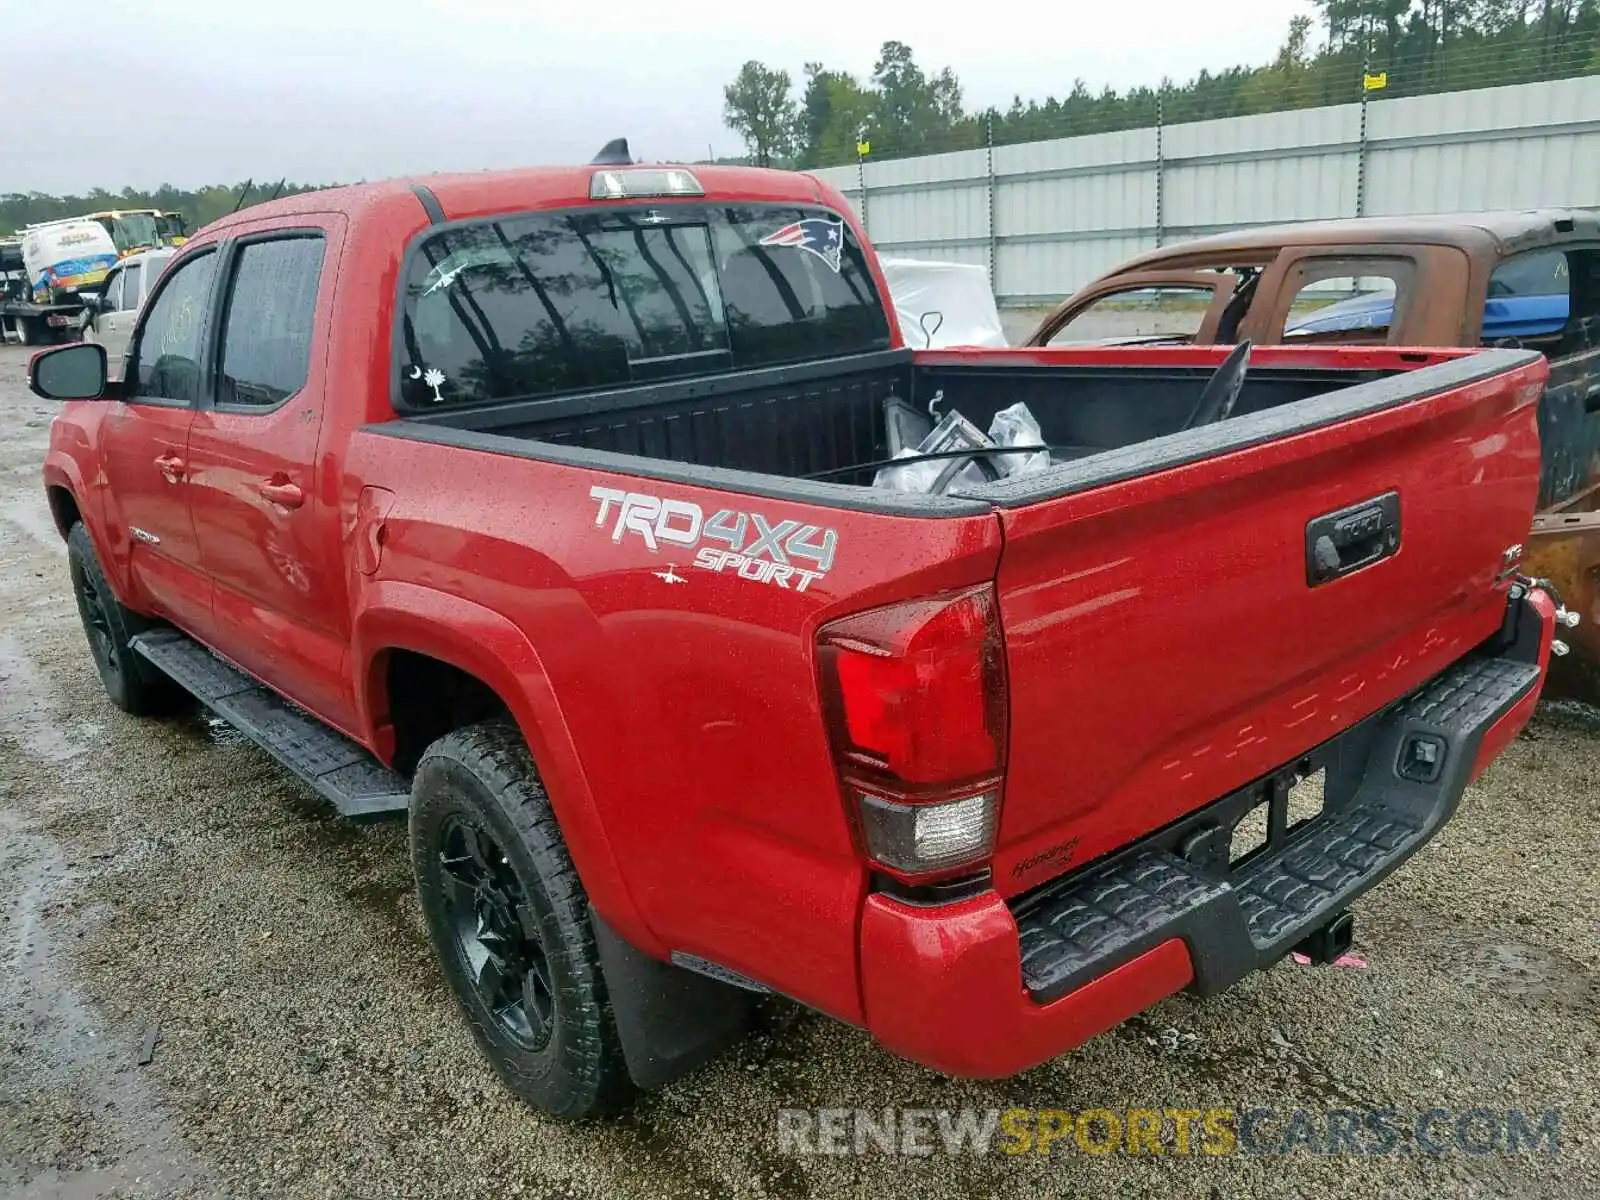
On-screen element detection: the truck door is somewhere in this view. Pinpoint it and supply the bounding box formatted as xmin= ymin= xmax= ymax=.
xmin=183 ymin=226 xmax=356 ymax=730
xmin=99 ymin=247 xmax=219 ymax=637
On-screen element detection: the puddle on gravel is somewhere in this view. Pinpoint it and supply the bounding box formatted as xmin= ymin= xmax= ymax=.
xmin=0 ymin=807 xmax=209 ymax=1197
xmin=0 ymin=486 xmax=67 ymax=555
xmin=340 ymin=875 xmax=425 ymax=950
xmin=1452 ymin=941 xmax=1597 ymax=1009
xmin=196 ymin=712 xmax=251 ymax=749
xmin=0 ymin=634 xmax=101 ymax=764
xmin=1531 ymin=697 xmax=1600 ymax=735
xmin=150 ymin=706 xmax=255 ymax=752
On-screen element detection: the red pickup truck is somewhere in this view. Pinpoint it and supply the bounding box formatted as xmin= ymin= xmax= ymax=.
xmin=29 ymin=154 xmax=1562 ymax=1118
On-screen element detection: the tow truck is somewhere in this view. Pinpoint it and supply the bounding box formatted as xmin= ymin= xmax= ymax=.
xmin=1 ymin=236 xmax=89 ymax=346
xmin=29 ymin=209 xmax=190 ymax=258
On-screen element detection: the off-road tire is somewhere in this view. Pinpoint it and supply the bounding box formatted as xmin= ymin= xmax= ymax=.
xmin=410 ymin=721 xmax=632 ymax=1119
xmin=66 ymin=523 xmax=187 ymax=716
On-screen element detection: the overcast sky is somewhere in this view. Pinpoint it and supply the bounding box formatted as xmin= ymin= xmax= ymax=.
xmin=5 ymin=0 xmax=1317 ymax=195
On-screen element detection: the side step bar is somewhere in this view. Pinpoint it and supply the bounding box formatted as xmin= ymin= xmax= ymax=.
xmin=130 ymin=629 xmax=410 ymax=819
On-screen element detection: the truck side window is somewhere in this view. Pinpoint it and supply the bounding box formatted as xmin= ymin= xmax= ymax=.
xmin=216 ymin=237 xmax=326 ymax=409
xmin=1562 ymin=250 xmax=1600 ymax=356
xmin=1281 ymin=259 xmax=1415 ymax=345
xmin=101 ymin=269 xmax=125 ymax=313
xmin=1484 ymin=250 xmax=1570 ymax=350
xmin=1047 ymin=285 xmax=1216 ymax=346
xmin=127 ymin=250 xmax=218 ymax=407
xmin=120 ymin=264 xmax=143 ymax=312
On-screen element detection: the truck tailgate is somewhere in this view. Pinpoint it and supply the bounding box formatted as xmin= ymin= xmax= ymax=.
xmin=989 ymin=350 xmax=1548 ymax=896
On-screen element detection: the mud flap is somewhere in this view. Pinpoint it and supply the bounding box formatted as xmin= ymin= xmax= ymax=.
xmin=590 ymin=910 xmax=759 ymax=1090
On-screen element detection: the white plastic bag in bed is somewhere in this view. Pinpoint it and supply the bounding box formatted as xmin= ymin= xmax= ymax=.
xmin=873 ymin=409 xmax=997 ymax=493
xmin=872 ymin=447 xmax=991 ymax=493
xmin=871 ymin=404 xmax=1052 ymax=493
xmin=987 ymin=402 xmax=1051 ymax=479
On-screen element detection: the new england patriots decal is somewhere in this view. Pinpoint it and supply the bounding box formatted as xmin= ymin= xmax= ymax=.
xmin=759 ymin=217 xmax=845 ymax=273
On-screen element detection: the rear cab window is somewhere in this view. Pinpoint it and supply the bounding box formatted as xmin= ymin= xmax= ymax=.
xmin=397 ymin=204 xmax=889 ymax=410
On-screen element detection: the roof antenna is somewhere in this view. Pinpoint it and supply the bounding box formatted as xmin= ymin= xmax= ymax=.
xmin=591 ymin=138 xmax=632 ymax=166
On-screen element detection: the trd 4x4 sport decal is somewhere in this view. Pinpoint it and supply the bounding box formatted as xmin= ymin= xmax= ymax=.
xmin=589 ymin=486 xmax=837 ymax=592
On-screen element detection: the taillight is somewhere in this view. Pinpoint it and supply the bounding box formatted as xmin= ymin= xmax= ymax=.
xmin=817 ymin=584 xmax=1008 ymax=881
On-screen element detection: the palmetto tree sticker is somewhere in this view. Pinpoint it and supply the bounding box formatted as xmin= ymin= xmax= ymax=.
xmin=422 ymin=368 xmax=446 ymax=403
xmin=408 ymin=364 xmax=448 ymax=403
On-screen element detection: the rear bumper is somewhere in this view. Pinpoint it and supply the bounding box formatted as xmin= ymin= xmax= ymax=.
xmin=859 ymin=588 xmax=1554 ymax=1078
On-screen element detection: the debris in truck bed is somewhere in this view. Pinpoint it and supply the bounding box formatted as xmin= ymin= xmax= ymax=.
xmin=873 ymin=401 xmax=1053 ymax=493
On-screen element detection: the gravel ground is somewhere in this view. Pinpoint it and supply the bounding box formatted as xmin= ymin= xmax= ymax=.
xmin=1 ymin=340 xmax=1598 ymax=1199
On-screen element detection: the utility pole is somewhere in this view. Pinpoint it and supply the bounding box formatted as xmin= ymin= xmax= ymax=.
xmin=1155 ymin=85 xmax=1166 ymax=248
xmin=985 ymin=114 xmax=997 ymax=287
xmin=1357 ymin=18 xmax=1373 ymax=220
xmin=856 ymin=130 xmax=870 ymax=235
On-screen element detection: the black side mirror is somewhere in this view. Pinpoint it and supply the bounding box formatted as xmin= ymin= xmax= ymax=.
xmin=29 ymin=342 xmax=109 ymax=401
xmin=80 ymin=292 xmax=101 ymax=311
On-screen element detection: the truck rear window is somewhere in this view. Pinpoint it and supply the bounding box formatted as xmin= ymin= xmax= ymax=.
xmin=398 ymin=204 xmax=890 ymax=410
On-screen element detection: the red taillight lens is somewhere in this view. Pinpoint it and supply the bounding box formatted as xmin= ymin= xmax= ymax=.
xmin=818 ymin=584 xmax=1007 ymax=788
xmin=817 ymin=585 xmax=1008 ymax=879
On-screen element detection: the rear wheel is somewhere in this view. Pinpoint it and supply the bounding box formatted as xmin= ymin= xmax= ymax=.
xmin=17 ymin=316 xmax=38 ymax=346
xmin=66 ymin=524 xmax=186 ymax=716
xmin=410 ymin=721 xmax=632 ymax=1119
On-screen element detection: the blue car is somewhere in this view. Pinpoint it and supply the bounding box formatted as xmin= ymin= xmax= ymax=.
xmin=1287 ymin=289 xmax=1569 ymax=340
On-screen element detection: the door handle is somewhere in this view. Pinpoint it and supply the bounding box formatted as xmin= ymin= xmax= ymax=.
xmin=258 ymin=479 xmax=305 ymax=510
xmin=154 ymin=453 xmax=185 ymax=482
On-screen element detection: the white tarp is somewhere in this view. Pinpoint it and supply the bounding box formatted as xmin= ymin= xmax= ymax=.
xmin=879 ymin=256 xmax=1007 ymax=349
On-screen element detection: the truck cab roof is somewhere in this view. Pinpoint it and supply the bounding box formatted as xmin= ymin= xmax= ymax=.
xmin=1111 ymin=208 xmax=1600 ymax=273
xmin=198 ymin=163 xmax=832 ymax=235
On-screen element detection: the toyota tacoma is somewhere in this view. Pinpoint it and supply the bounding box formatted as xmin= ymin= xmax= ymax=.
xmin=31 ymin=149 xmax=1562 ymax=1118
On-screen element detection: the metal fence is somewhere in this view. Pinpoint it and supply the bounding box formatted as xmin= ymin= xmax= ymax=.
xmin=811 ymin=74 xmax=1600 ymax=307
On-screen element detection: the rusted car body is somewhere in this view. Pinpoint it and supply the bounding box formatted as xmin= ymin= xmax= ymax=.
xmin=1026 ymin=210 xmax=1600 ymax=697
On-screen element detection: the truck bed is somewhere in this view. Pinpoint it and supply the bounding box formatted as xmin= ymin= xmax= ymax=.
xmin=388 ymin=344 xmax=1484 ymax=503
